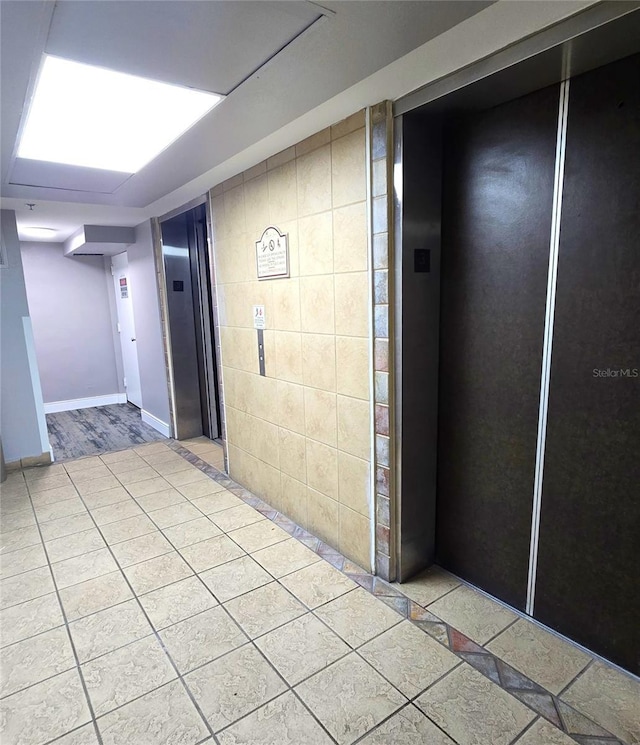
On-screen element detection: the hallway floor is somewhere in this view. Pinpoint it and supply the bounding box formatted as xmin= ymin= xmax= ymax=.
xmin=46 ymin=404 xmax=166 ymax=461
xmin=0 ymin=442 xmax=638 ymax=745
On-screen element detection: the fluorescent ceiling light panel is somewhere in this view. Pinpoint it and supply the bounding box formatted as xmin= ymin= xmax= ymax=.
xmin=18 ymin=56 xmax=223 ymax=173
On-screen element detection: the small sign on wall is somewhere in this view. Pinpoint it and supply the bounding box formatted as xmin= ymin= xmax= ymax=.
xmin=119 ymin=277 xmax=128 ymax=298
xmin=256 ymin=226 xmax=289 ymax=280
xmin=253 ymin=305 xmax=266 ymax=329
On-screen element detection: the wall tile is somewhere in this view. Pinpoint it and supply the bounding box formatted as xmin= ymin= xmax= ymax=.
xmin=374 ymin=338 xmax=389 ymax=372
xmin=306 ymin=440 xmax=338 ymax=500
xmin=244 ymin=173 xmax=269 ymax=237
xmin=274 ymin=331 xmax=303 ymax=384
xmin=374 ymin=371 xmax=389 ymax=405
xmin=224 ymin=185 xmax=246 ymax=236
xmin=299 ymin=212 xmax=333 ymax=276
xmin=271 ymin=278 xmax=301 ymax=332
xmin=279 ymin=428 xmax=307 ymax=483
xmin=304 ymin=388 xmax=337 ymax=447
xmin=374 ymin=305 xmax=388 ymax=338
xmin=333 ymin=202 xmax=368 ymax=274
xmin=373 ymin=233 xmax=388 ymax=270
xmin=372 ymin=196 xmax=388 ymax=234
xmin=296 ymin=128 xmax=331 ymax=158
xmin=376 ymin=495 xmax=390 ymax=528
xmin=376 ymin=435 xmax=390 ymax=468
xmin=267 ymin=146 xmax=296 ymax=171
xmin=374 ymin=270 xmax=388 ymax=304
xmin=335 ymin=273 xmax=369 ymax=337
xmin=331 ymin=110 xmax=365 ymax=140
xmin=300 ymin=275 xmax=335 ymax=334
xmin=375 ymin=404 xmax=389 ymax=437
xmin=223 ymin=173 xmax=244 ymax=191
xmin=339 ymin=504 xmax=371 ymax=570
xmin=301 ymin=334 xmax=336 ymax=392
xmin=281 ymin=474 xmax=307 ymax=529
xmin=268 ymin=161 xmax=298 ymax=222
xmin=337 ymin=395 xmax=370 ymax=460
xmin=332 ymin=129 xmax=366 ymax=208
xmin=372 ymin=159 xmax=387 ymax=198
xmin=336 ymin=336 xmax=369 ymax=400
xmin=244 ymin=161 xmax=267 ymax=182
xmin=297 ymin=145 xmax=332 ymax=217
xmin=276 ymin=381 xmax=305 ymax=435
xmin=376 ymin=466 xmax=390 ymax=498
xmin=338 ymin=451 xmax=370 ymax=517
xmin=307 ymin=488 xmax=339 ymax=547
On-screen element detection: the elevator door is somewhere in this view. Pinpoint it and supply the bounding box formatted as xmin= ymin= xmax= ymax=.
xmin=534 ymin=54 xmax=640 ymax=674
xmin=436 ymin=84 xmax=560 ymax=610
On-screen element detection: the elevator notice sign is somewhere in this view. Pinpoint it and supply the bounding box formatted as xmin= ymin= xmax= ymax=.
xmin=256 ymin=226 xmax=289 ymax=280
xmin=253 ymin=305 xmax=266 ymax=329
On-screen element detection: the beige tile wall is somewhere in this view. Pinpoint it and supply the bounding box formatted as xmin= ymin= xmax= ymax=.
xmin=210 ymin=111 xmax=372 ymax=570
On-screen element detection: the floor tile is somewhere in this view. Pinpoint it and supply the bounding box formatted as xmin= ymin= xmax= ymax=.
xmin=30 ymin=483 xmax=78 ymax=503
xmin=40 ymin=513 xmax=94 ymax=541
xmin=91 ymin=500 xmax=144 ymax=527
xmin=360 ymin=620 xmax=460 ymax=698
xmin=116 ymin=466 xmax=158 ymax=486
xmin=217 ymin=690 xmax=333 ymax=745
xmin=46 ymin=527 xmax=106 ymax=564
xmin=160 ymin=606 xmax=247 ymax=673
xmin=26 ymin=474 xmax=73 ymax=493
xmin=135 ymin=442 xmax=170 ymax=456
xmin=101 ymin=449 xmax=142 ymax=465
xmin=0 ymin=592 xmax=64 ymax=647
xmin=280 ymin=560 xmax=357 ymax=609
xmin=52 ymin=548 xmax=119 ymax=589
xmin=487 ymin=618 xmax=591 ymax=695
xmin=0 ymin=508 xmax=36 ymax=534
xmin=96 ymin=679 xmax=208 ymax=745
xmin=110 ymin=531 xmax=174 ymax=568
xmin=0 ymin=566 xmax=55 ymax=609
xmin=136 ymin=488 xmax=186 ymax=513
xmin=70 ymin=465 xmax=114 ymax=483
xmin=83 ymin=635 xmax=177 ymax=716
xmin=428 ymin=584 xmax=517 ymax=645
xmin=124 ymin=476 xmax=172 ymax=498
xmin=200 ymin=555 xmax=271 ymax=602
xmin=0 ymin=543 xmax=47 ymax=579
xmin=148 ymin=502 xmax=203 ymax=529
xmin=24 ymin=464 xmax=66 ymax=482
xmin=562 ymin=660 xmax=640 ymax=745
xmin=100 ymin=513 xmax=157 ymax=544
xmin=0 ymin=625 xmax=75 ymax=697
xmin=191 ymin=491 xmax=244 ymax=515
xmin=255 ymin=613 xmax=350 ymax=685
xmin=315 ymin=587 xmax=401 ymax=647
xmin=54 ymin=723 xmax=100 ymax=744
xmin=59 ymin=571 xmax=133 ymax=621
xmin=69 ymin=599 xmax=152 ymax=662
xmin=514 ymin=718 xmax=578 ymax=744
xmin=81 ymin=486 xmax=132 ymax=510
xmin=395 ymin=566 xmax=461 ymax=607
xmin=164 ymin=469 xmax=210 ymax=487
xmin=211 ymin=504 xmax=266 ymax=532
xmin=123 ymin=551 xmax=193 ymax=595
xmin=75 ymin=475 xmax=121 ymax=496
xmin=162 ymin=516 xmax=221 ymax=549
xmin=228 ymin=520 xmax=290 ymax=553
xmin=0 ymin=668 xmax=91 ymax=745
xmin=224 ymin=582 xmax=306 ymax=638
xmin=252 ymin=537 xmax=321 ymax=579
xmin=139 ymin=576 xmax=218 ymax=630
xmin=105 ymin=457 xmax=148 ymax=476
xmin=415 ymin=663 xmax=535 ymax=745
xmin=34 ymin=497 xmax=88 ymax=524
xmin=177 ymin=479 xmax=227 ymax=500
xmin=184 ymin=644 xmax=286 ymax=732
xmin=1 ymin=525 xmax=42 ymax=554
xmin=358 ymin=704 xmax=456 ymax=744
xmin=296 ymin=653 xmax=406 ymax=745
xmin=180 ymin=533 xmax=243 ymax=573
xmin=65 ymin=456 xmax=104 ymax=472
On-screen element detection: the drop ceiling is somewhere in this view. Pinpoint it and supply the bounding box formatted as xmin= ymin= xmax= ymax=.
xmin=2 ymin=0 xmax=599 ymax=243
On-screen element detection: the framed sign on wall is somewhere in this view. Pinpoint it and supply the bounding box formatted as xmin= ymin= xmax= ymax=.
xmin=255 ymin=226 xmax=289 ymax=280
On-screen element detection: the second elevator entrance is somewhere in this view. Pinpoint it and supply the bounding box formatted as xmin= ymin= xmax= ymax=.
xmin=160 ymin=202 xmax=220 ymax=441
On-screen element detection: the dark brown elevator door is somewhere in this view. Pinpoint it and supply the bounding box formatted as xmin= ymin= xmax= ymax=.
xmin=534 ymin=54 xmax=640 ymax=674
xmin=436 ymin=85 xmax=559 ymax=610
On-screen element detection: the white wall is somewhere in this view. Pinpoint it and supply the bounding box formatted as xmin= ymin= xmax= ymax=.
xmin=0 ymin=210 xmax=50 ymax=461
xmin=21 ymin=241 xmax=122 ymax=405
xmin=127 ymin=220 xmax=171 ymax=428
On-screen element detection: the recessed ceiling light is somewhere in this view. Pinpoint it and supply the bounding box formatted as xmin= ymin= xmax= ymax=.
xmin=17 ymin=55 xmax=223 ymax=173
xmin=20 ymin=227 xmax=58 ymax=239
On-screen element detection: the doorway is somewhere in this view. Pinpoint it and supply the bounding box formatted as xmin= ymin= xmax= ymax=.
xmin=111 ymin=251 xmax=142 ymax=408
xmin=396 ymin=47 xmax=640 ymax=674
xmin=159 ymin=202 xmax=221 ymax=444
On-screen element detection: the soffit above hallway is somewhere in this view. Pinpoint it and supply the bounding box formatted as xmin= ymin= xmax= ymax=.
xmin=0 ymin=0 xmax=493 ymax=211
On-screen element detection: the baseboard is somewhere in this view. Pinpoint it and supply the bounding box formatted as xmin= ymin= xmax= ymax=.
xmin=44 ymin=393 xmax=127 ymax=414
xmin=141 ymin=410 xmax=171 ymax=438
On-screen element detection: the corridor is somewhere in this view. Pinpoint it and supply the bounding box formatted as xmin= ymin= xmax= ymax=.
xmin=1 ymin=442 xmax=638 ymax=745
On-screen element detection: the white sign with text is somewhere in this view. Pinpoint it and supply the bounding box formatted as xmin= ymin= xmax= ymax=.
xmin=256 ymin=226 xmax=289 ymax=280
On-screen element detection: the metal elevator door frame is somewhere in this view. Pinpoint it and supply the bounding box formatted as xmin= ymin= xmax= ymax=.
xmin=159 ymin=199 xmax=220 ymax=441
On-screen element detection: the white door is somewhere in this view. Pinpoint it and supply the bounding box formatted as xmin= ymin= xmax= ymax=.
xmin=111 ymin=252 xmax=142 ymax=408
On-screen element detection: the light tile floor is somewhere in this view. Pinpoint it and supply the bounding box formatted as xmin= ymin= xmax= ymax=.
xmin=1 ymin=441 xmax=638 ymax=745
